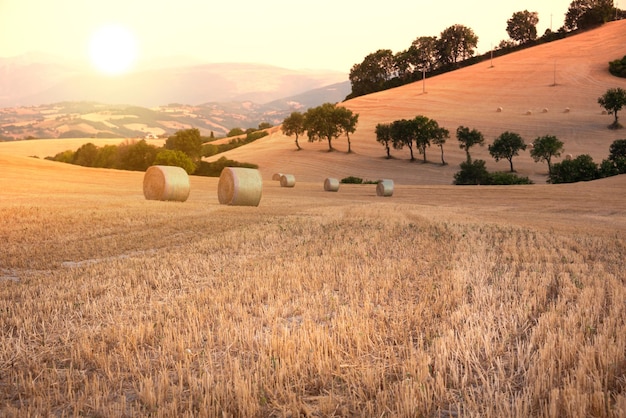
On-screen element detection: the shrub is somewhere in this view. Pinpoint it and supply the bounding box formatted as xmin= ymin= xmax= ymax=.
xmin=488 ymin=172 xmax=533 ymax=185
xmin=549 ymin=154 xmax=599 ymax=183
xmin=341 ymin=176 xmax=364 ymax=184
xmin=194 ymin=157 xmax=258 ymax=177
xmin=453 ymin=159 xmax=490 ymax=185
xmin=609 ymin=56 xmax=626 ymax=78
xmin=154 ymin=149 xmax=196 ymax=174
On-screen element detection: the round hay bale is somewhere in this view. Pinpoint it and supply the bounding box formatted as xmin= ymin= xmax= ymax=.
xmin=496 ymin=107 xmax=503 ymax=112
xmin=565 ymin=154 xmax=573 ymax=161
xmin=542 ymin=108 xmax=549 ymax=113
xmin=280 ymin=174 xmax=296 ymax=188
xmin=376 ymin=179 xmax=394 ymax=197
xmin=143 ymin=165 xmax=190 ymax=202
xmin=217 ymin=167 xmax=263 ymax=206
xmin=324 ymin=177 xmax=340 ymax=192
xmin=564 ymin=107 xmax=571 ymax=113
xmin=272 ymin=172 xmax=283 ymax=181
xmin=526 ymin=110 xmax=533 ymax=115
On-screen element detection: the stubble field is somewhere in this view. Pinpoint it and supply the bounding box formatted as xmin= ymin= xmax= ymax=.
xmin=1 ymin=153 xmax=625 ymax=417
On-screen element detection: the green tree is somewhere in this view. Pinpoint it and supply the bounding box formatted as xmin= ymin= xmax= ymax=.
xmin=304 ymin=103 xmax=343 ymax=151
xmin=336 ymin=106 xmax=359 ymax=153
xmin=390 ymin=119 xmax=416 ymax=161
xmin=432 ymin=124 xmax=450 ymax=165
xmin=73 ymin=142 xmax=99 ymax=167
xmin=94 ymin=144 xmax=120 ymax=168
xmin=258 ymin=122 xmax=272 ymax=130
xmin=375 ymin=123 xmax=393 ymax=158
xmin=165 ymin=128 xmax=202 ymax=160
xmin=154 ymin=149 xmax=196 ymax=174
xmin=549 ymin=154 xmax=599 ymax=183
xmin=608 ymin=138 xmax=626 ymax=173
xmin=598 ymin=87 xmax=626 ymax=128
xmin=119 ymin=139 xmax=159 ymax=171
xmin=530 ymin=135 xmax=564 ymax=176
xmin=506 ymin=10 xmax=539 ymax=44
xmin=281 ymin=111 xmax=306 ymax=150
xmin=408 ymin=36 xmax=440 ymax=73
xmin=437 ymin=24 xmax=479 ymax=66
xmin=489 ymin=131 xmax=527 ymax=172
xmin=456 ymin=126 xmax=485 ymax=161
xmin=453 ymin=159 xmax=490 ymax=185
xmin=227 ymin=127 xmax=245 ymax=137
xmin=565 ymin=0 xmax=615 ymax=31
xmin=348 ymin=49 xmax=396 ymax=97
xmin=413 ymin=115 xmax=448 ymax=163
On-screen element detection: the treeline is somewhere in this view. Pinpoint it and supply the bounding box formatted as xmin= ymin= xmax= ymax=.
xmin=46 ymin=128 xmax=265 ymax=176
xmin=348 ymin=1 xmax=624 ymax=100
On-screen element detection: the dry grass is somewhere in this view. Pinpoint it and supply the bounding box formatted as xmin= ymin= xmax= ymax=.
xmin=0 ymin=153 xmax=625 ymax=417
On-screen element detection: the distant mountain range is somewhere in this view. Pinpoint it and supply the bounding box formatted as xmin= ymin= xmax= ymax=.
xmin=0 ymin=53 xmax=351 ymax=138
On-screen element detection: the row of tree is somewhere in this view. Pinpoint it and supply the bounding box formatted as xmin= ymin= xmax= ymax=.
xmin=348 ymin=1 xmax=624 ymax=99
xmin=281 ymin=103 xmax=359 ymax=152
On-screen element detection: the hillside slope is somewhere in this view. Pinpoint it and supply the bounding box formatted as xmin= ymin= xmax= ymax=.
xmin=212 ymin=21 xmax=626 ymax=185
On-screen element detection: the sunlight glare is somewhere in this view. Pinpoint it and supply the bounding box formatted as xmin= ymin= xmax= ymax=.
xmin=89 ymin=25 xmax=138 ymax=75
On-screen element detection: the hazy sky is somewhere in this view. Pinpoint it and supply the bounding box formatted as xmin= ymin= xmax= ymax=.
xmin=1 ymin=0 xmax=576 ymax=73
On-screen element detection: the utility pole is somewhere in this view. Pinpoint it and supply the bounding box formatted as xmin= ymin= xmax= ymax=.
xmin=422 ymin=68 xmax=426 ymax=93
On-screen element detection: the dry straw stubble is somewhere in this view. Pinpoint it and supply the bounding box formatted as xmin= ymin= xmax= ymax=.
xmin=217 ymin=167 xmax=263 ymax=206
xmin=143 ymin=165 xmax=190 ymax=202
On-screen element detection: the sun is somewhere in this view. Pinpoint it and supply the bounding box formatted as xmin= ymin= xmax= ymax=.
xmin=89 ymin=25 xmax=138 ymax=75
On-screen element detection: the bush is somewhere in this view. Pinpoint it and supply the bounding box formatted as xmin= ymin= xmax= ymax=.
xmin=453 ymin=159 xmax=490 ymax=185
xmin=341 ymin=176 xmax=363 ymax=184
xmin=609 ymin=56 xmax=626 ymax=78
xmin=488 ymin=172 xmax=533 ymax=185
xmin=194 ymin=157 xmax=258 ymax=177
xmin=549 ymin=154 xmax=599 ymax=183
xmin=154 ymin=149 xmax=196 ymax=174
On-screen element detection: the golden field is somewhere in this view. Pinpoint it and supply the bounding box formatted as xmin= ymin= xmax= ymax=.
xmin=1 ymin=22 xmax=626 ymax=417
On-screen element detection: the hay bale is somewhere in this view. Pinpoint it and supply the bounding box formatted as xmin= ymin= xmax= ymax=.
xmin=272 ymin=173 xmax=283 ymax=181
xmin=565 ymin=154 xmax=573 ymax=161
xmin=526 ymin=110 xmax=533 ymax=115
xmin=217 ymin=167 xmax=263 ymax=206
xmin=542 ymin=108 xmax=549 ymax=113
xmin=376 ymin=179 xmax=394 ymax=197
xmin=564 ymin=107 xmax=571 ymax=113
xmin=143 ymin=165 xmax=190 ymax=202
xmin=324 ymin=177 xmax=340 ymax=192
xmin=496 ymin=107 xmax=503 ymax=112
xmin=280 ymin=174 xmax=296 ymax=188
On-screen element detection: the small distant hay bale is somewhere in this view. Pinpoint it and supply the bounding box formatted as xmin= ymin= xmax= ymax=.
xmin=376 ymin=179 xmax=394 ymax=197
xmin=280 ymin=174 xmax=296 ymax=188
xmin=542 ymin=108 xmax=549 ymax=113
xmin=143 ymin=165 xmax=190 ymax=202
xmin=217 ymin=167 xmax=263 ymax=206
xmin=526 ymin=110 xmax=533 ymax=115
xmin=565 ymin=154 xmax=573 ymax=161
xmin=496 ymin=107 xmax=503 ymax=112
xmin=272 ymin=173 xmax=283 ymax=181
xmin=564 ymin=107 xmax=571 ymax=113
xmin=602 ymin=110 xmax=608 ymax=115
xmin=324 ymin=178 xmax=340 ymax=192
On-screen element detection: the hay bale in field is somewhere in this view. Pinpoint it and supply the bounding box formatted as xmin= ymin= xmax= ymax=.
xmin=526 ymin=110 xmax=533 ymax=115
xmin=217 ymin=167 xmax=263 ymax=206
xmin=376 ymin=179 xmax=394 ymax=197
xmin=280 ymin=174 xmax=296 ymax=188
xmin=564 ymin=107 xmax=571 ymax=113
xmin=324 ymin=177 xmax=340 ymax=192
xmin=272 ymin=173 xmax=283 ymax=181
xmin=542 ymin=108 xmax=549 ymax=113
xmin=496 ymin=107 xmax=503 ymax=112
xmin=565 ymin=154 xmax=573 ymax=161
xmin=143 ymin=165 xmax=190 ymax=202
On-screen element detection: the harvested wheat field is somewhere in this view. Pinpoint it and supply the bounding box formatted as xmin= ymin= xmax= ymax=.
xmin=1 ymin=22 xmax=626 ymax=418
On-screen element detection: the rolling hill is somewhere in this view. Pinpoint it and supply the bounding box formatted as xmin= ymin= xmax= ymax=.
xmin=209 ymin=20 xmax=626 ymax=185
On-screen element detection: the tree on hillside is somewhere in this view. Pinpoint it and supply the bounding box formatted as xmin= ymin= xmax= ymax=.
xmin=375 ymin=123 xmax=393 ymax=158
xmin=488 ymin=131 xmax=527 ymax=172
xmin=598 ymin=87 xmax=626 ymax=129
xmin=281 ymin=111 xmax=306 ymax=150
xmin=412 ymin=116 xmax=448 ymax=163
xmin=549 ymin=154 xmax=599 ymax=183
xmin=304 ymin=103 xmax=343 ymax=151
xmin=530 ymin=135 xmax=564 ymax=176
xmin=336 ymin=106 xmax=359 ymax=153
xmin=431 ymin=123 xmax=450 ymax=165
xmin=390 ymin=119 xmax=416 ymax=161
xmin=456 ymin=126 xmax=485 ymax=161
xmin=507 ymin=10 xmax=539 ymax=44
xmin=165 ymin=128 xmax=202 ymax=160
xmin=437 ymin=24 xmax=479 ymax=67
xmin=73 ymin=143 xmax=99 ymax=167
xmin=154 ymin=149 xmax=196 ymax=174
xmin=407 ymin=36 xmax=440 ymax=73
xmin=349 ymin=49 xmax=396 ymax=97
xmin=565 ymin=0 xmax=615 ymax=31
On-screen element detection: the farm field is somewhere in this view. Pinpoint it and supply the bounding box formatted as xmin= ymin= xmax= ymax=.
xmin=1 ymin=20 xmax=626 ymax=417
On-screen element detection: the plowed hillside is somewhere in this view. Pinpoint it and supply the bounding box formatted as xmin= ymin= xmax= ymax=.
xmin=212 ymin=21 xmax=626 ymax=185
